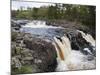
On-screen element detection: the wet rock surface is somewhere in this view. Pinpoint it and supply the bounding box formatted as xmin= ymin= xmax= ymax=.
xmin=11 ymin=20 xmax=21 ymax=31
xmin=11 ymin=19 xmax=30 ymax=31
xmin=65 ymin=31 xmax=96 ymax=56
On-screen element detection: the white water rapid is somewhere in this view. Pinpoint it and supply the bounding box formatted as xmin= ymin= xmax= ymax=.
xmin=22 ymin=20 xmax=62 ymax=29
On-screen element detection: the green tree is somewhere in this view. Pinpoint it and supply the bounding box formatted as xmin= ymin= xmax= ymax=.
xmin=31 ymin=8 xmax=39 ymax=19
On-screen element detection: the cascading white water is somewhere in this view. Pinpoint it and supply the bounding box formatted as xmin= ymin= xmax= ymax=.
xmin=22 ymin=20 xmax=62 ymax=28
xmin=53 ymin=35 xmax=74 ymax=71
xmin=53 ymin=34 xmax=96 ymax=71
xmin=54 ymin=36 xmax=71 ymax=61
xmin=77 ymin=30 xmax=95 ymax=47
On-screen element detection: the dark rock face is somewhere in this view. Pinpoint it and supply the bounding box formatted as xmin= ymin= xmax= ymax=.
xmin=11 ymin=31 xmax=57 ymax=74
xmin=65 ymin=30 xmax=95 ymax=56
xmin=11 ymin=19 xmax=30 ymax=31
xmin=23 ymin=35 xmax=57 ymax=72
xmin=11 ymin=20 xmax=21 ymax=30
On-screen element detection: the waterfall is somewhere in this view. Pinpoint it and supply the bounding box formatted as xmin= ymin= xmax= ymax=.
xmin=54 ymin=35 xmax=71 ymax=62
xmin=53 ymin=35 xmax=72 ymax=71
xmin=77 ymin=30 xmax=95 ymax=47
xmin=53 ymin=33 xmax=95 ymax=71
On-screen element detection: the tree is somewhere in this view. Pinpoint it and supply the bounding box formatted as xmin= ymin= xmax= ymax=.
xmin=31 ymin=8 xmax=39 ymax=19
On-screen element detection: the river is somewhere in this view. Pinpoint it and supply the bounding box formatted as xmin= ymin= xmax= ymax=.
xmin=16 ymin=20 xmax=96 ymax=71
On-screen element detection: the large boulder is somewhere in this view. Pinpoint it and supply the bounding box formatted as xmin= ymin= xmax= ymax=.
xmin=11 ymin=31 xmax=57 ymax=74
xmin=23 ymin=35 xmax=57 ymax=72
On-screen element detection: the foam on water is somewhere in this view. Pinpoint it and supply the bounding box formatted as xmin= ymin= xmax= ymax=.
xmin=69 ymin=50 xmax=95 ymax=70
xmin=53 ymin=35 xmax=95 ymax=71
xmin=56 ymin=50 xmax=95 ymax=71
xmin=22 ymin=20 xmax=62 ymax=29
xmin=83 ymin=48 xmax=93 ymax=55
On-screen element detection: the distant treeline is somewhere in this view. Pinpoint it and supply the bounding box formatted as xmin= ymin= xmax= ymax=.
xmin=12 ymin=4 xmax=96 ymax=29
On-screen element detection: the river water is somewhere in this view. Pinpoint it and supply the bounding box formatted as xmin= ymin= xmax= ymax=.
xmin=19 ymin=20 xmax=95 ymax=71
xmin=20 ymin=20 xmax=65 ymax=40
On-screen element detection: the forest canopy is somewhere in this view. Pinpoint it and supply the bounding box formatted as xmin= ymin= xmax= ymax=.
xmin=12 ymin=3 xmax=96 ymax=29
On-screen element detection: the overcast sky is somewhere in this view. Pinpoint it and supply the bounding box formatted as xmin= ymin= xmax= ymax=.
xmin=12 ymin=1 xmax=55 ymax=10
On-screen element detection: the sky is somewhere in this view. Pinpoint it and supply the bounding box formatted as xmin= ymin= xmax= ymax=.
xmin=12 ymin=0 xmax=55 ymax=10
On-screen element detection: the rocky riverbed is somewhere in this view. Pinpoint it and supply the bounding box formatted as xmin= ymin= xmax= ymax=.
xmin=11 ymin=19 xmax=96 ymax=74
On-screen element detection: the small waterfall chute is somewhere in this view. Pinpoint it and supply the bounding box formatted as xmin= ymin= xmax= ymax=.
xmin=53 ymin=35 xmax=73 ymax=71
xmin=77 ymin=30 xmax=95 ymax=47
xmin=53 ymin=35 xmax=71 ymax=62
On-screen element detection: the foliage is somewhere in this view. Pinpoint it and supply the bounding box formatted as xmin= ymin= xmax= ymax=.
xmin=11 ymin=4 xmax=96 ymax=29
xmin=11 ymin=65 xmax=33 ymax=74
